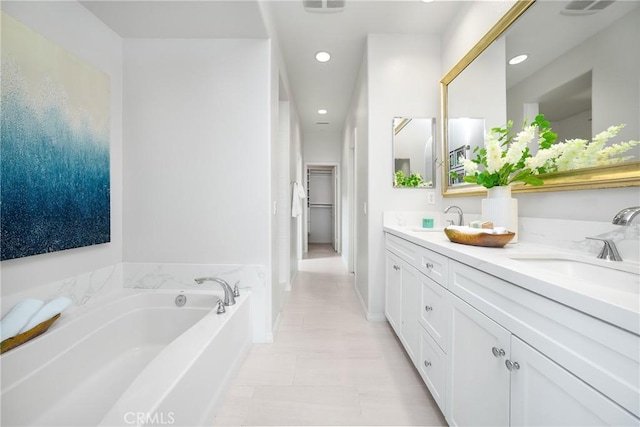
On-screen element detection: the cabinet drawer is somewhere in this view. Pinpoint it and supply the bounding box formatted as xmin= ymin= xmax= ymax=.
xmin=419 ymin=273 xmax=450 ymax=352
xmin=449 ymin=260 xmax=640 ymax=418
xmin=414 ymin=246 xmax=448 ymax=287
xmin=385 ymin=233 xmax=417 ymax=265
xmin=419 ymin=325 xmax=447 ymax=413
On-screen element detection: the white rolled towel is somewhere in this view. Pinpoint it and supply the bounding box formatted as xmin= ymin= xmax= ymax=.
xmin=18 ymin=297 xmax=72 ymax=334
xmin=0 ymin=299 xmax=45 ymax=341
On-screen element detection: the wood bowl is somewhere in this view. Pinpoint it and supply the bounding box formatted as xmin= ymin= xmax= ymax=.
xmin=0 ymin=313 xmax=61 ymax=354
xmin=444 ymin=228 xmax=515 ymax=248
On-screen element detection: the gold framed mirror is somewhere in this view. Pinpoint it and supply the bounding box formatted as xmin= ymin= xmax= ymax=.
xmin=441 ymin=0 xmax=640 ymax=197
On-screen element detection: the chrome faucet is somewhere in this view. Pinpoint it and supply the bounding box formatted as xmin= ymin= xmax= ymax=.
xmin=444 ymin=205 xmax=464 ymax=226
xmin=585 ymin=237 xmax=623 ymax=262
xmin=582 ymin=207 xmax=640 ymax=262
xmin=612 ymin=207 xmax=640 ymax=226
xmin=193 ymin=277 xmax=238 ymax=306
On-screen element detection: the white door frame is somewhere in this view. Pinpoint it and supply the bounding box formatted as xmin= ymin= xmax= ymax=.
xmin=304 ymin=161 xmax=340 ymax=253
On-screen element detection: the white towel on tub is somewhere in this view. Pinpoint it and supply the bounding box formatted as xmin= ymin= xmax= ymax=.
xmin=0 ymin=298 xmax=44 ymax=341
xmin=19 ymin=297 xmax=72 ymax=333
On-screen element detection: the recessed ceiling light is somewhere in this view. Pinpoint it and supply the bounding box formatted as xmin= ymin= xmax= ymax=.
xmin=509 ymin=54 xmax=528 ymax=65
xmin=318 ymin=109 xmax=328 ymax=115
xmin=420 ymin=0 xmax=435 ymax=3
xmin=315 ymin=51 xmax=331 ymax=63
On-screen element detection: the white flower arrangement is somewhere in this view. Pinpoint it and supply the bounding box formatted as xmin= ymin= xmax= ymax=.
xmin=457 ymin=115 xmax=639 ymax=189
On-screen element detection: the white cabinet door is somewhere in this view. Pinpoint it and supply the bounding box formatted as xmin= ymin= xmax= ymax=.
xmin=400 ymin=262 xmax=419 ymax=363
xmin=448 ymin=295 xmax=511 ymax=427
xmin=510 ymin=336 xmax=639 ymax=427
xmin=385 ymin=250 xmax=402 ymax=334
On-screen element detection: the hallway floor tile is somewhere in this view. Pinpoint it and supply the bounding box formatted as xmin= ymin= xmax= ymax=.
xmin=213 ymin=244 xmax=447 ymax=426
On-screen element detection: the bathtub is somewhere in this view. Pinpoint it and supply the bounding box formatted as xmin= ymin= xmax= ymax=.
xmin=1 ymin=288 xmax=252 ymax=426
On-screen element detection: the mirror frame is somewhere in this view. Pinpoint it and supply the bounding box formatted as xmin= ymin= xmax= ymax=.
xmin=440 ymin=0 xmax=640 ymax=197
xmin=392 ymin=117 xmax=436 ymax=189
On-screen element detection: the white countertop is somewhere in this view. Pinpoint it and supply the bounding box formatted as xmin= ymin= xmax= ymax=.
xmin=384 ymin=225 xmax=640 ymax=335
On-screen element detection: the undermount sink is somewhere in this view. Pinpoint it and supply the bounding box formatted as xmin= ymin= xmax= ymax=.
xmin=508 ymin=254 xmax=640 ymax=294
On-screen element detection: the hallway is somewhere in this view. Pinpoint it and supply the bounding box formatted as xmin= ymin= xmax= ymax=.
xmin=213 ymin=244 xmax=447 ymax=426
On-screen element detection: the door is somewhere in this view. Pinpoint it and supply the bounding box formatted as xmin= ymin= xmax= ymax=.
xmin=308 ymin=168 xmax=334 ymax=244
xmin=510 ymin=336 xmax=638 ymax=426
xmin=447 ymin=295 xmax=511 ymax=427
xmin=400 ymin=262 xmax=419 ymax=363
xmin=385 ymin=250 xmax=402 ymax=334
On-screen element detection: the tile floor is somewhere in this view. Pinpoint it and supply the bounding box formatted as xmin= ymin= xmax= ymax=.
xmin=213 ymin=244 xmax=447 ymax=426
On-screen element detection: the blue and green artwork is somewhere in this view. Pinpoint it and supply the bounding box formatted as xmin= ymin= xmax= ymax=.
xmin=1 ymin=13 xmax=111 ymax=261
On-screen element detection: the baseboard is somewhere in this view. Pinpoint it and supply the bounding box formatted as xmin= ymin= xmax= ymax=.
xmin=353 ymin=282 xmax=386 ymax=322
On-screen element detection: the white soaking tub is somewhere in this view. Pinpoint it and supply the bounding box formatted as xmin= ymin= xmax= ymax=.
xmin=1 ymin=289 xmax=252 ymax=427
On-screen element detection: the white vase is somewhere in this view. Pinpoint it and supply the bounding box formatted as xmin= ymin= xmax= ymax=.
xmin=481 ymin=185 xmax=518 ymax=242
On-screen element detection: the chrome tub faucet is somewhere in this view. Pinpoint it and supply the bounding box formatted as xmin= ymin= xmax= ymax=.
xmin=193 ymin=277 xmax=238 ymax=306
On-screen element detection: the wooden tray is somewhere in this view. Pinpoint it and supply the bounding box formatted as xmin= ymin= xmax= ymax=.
xmin=444 ymin=228 xmax=515 ymax=248
xmin=0 ymin=313 xmax=61 ymax=354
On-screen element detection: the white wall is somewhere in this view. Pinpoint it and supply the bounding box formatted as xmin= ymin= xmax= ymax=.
xmin=303 ymin=131 xmax=342 ymax=163
xmin=341 ymin=49 xmax=369 ymax=309
xmin=355 ymin=34 xmax=442 ymax=320
xmin=122 ymin=39 xmax=270 ymax=265
xmin=0 ymin=1 xmax=123 ymax=298
xmin=441 ymin=1 xmax=640 ymax=223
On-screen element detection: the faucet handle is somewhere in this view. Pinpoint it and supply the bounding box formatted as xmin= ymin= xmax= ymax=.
xmin=585 ymin=237 xmax=623 ymax=261
xmin=233 ymin=281 xmax=240 ymax=298
xmin=216 ymin=299 xmax=226 ymax=314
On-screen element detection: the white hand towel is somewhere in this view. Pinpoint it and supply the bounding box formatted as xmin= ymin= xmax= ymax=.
xmin=291 ymin=181 xmax=307 ymax=218
xmin=0 ymin=299 xmax=44 ymax=341
xmin=18 ymin=297 xmax=72 ymax=333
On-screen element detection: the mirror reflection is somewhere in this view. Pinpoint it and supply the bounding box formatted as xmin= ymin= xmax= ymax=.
xmin=442 ymin=0 xmax=640 ymax=195
xmin=447 ymin=118 xmax=485 ymax=186
xmin=392 ymin=117 xmax=435 ymax=188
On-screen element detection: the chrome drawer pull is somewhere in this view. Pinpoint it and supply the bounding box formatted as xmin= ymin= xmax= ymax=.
xmin=425 ymin=305 xmax=433 ymax=312
xmin=491 ymin=347 xmax=505 ymax=358
xmin=424 ymin=360 xmax=432 ymax=368
xmin=505 ymin=359 xmax=520 ymax=371
xmin=393 ymin=265 xmax=400 ymax=271
xmin=424 ymin=262 xmax=434 ymax=269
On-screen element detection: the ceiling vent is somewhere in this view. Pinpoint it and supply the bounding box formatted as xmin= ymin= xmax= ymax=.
xmin=316 ymin=121 xmax=330 ymax=125
xmin=561 ymin=0 xmax=615 ymax=16
xmin=303 ymin=0 xmax=346 ymax=13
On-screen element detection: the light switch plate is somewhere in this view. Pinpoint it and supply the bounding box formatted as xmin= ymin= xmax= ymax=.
xmin=427 ymin=191 xmax=435 ymax=204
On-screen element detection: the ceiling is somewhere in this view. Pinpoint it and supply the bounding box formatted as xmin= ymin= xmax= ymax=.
xmin=82 ymin=0 xmax=465 ymax=136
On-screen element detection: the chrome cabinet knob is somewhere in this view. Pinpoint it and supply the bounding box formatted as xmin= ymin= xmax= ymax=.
xmin=424 ymin=360 xmax=431 ymax=368
xmin=393 ymin=265 xmax=400 ymax=271
xmin=425 ymin=305 xmax=433 ymax=312
xmin=505 ymin=359 xmax=520 ymax=371
xmin=424 ymin=262 xmax=434 ymax=269
xmin=491 ymin=347 xmax=505 ymax=358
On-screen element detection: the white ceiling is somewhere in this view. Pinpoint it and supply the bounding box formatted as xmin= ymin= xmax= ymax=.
xmin=82 ymin=0 xmax=464 ymax=135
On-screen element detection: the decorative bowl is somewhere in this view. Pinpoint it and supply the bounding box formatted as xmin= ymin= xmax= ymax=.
xmin=444 ymin=228 xmax=515 ymax=248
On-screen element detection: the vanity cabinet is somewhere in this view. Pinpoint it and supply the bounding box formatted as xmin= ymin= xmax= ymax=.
xmin=448 ymin=295 xmax=510 ymax=426
xmin=385 ymin=235 xmax=419 ymax=363
xmin=447 ymin=293 xmax=637 ymax=426
xmin=384 ymin=250 xmax=402 ymax=333
xmin=384 ymin=231 xmax=640 ymax=426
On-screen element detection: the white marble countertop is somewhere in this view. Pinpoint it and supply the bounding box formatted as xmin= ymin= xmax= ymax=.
xmin=384 ymin=225 xmax=640 ymax=335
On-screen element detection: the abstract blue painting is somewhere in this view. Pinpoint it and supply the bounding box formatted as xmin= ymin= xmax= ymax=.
xmin=1 ymin=13 xmax=110 ymax=261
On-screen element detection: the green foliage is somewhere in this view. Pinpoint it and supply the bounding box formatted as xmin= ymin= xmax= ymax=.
xmin=394 ymin=170 xmax=424 ymax=187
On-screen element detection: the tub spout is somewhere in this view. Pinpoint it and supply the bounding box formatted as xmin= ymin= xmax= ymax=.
xmin=194 ymin=277 xmax=236 ymax=306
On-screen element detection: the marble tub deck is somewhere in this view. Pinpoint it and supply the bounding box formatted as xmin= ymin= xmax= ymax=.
xmin=213 ymin=244 xmax=447 ymax=426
